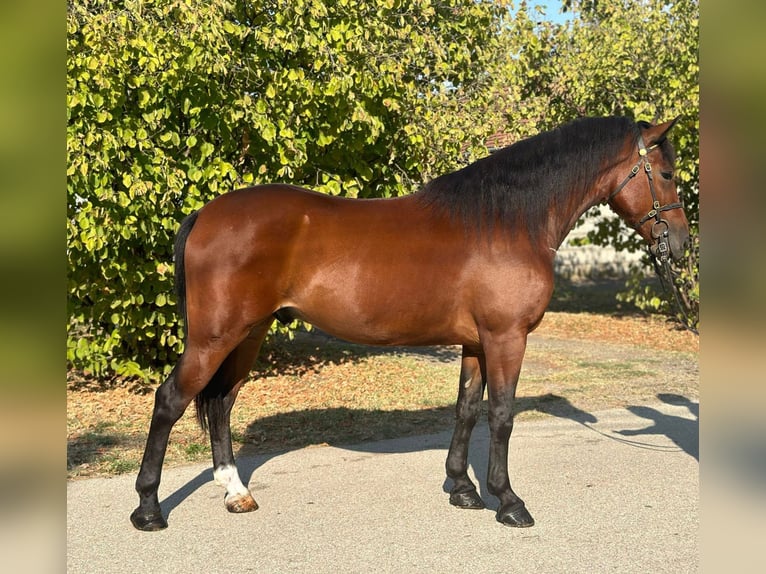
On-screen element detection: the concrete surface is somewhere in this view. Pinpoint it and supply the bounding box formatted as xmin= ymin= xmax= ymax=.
xmin=67 ymin=401 xmax=698 ymax=573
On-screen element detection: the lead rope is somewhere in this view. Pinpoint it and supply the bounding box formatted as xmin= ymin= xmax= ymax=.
xmin=653 ymin=254 xmax=699 ymax=335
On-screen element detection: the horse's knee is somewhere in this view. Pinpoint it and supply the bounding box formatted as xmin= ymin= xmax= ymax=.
xmin=488 ymin=414 xmax=514 ymax=441
xmin=455 ymin=405 xmax=479 ymax=428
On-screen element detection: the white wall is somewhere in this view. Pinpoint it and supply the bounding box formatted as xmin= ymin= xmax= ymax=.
xmin=553 ymin=207 xmax=644 ymax=281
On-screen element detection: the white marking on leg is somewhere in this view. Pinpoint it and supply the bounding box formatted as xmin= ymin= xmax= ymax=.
xmin=214 ymin=464 xmax=250 ymax=499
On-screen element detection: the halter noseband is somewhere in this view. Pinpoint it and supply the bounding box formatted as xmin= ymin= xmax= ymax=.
xmin=607 ymin=134 xmax=683 ymax=261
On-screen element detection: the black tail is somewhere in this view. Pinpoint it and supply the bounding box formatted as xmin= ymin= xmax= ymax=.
xmin=195 ymin=369 xmax=228 ymax=434
xmin=174 ymin=210 xmax=199 ymax=338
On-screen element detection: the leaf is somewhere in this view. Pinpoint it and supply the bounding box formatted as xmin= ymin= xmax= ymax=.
xmin=199 ymin=142 xmax=214 ymax=158
xmin=262 ymin=123 xmax=276 ymax=143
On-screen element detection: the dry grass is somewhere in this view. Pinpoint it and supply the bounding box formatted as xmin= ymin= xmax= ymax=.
xmin=67 ymin=306 xmax=698 ymax=479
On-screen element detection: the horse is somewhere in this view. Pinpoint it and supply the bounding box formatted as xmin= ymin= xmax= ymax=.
xmin=130 ymin=116 xmax=690 ymax=531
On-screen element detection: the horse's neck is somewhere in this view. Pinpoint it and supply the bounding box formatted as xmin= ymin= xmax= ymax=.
xmin=546 ymin=186 xmax=607 ymax=251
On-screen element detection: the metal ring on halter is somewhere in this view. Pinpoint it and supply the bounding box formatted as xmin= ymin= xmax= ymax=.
xmin=651 ymin=218 xmax=669 ymax=239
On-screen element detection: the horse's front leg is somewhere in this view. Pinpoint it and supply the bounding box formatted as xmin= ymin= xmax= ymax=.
xmin=445 ymin=349 xmax=486 ymax=509
xmin=483 ymin=330 xmax=535 ymax=527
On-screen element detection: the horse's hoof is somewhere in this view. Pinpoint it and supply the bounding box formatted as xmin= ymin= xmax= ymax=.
xmin=130 ymin=508 xmax=168 ymax=531
xmin=225 ymin=493 xmax=259 ymax=513
xmin=449 ymin=489 xmax=486 ymax=509
xmin=496 ymin=501 xmax=535 ymax=527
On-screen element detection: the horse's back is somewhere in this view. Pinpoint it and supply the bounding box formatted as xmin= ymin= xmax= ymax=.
xmin=183 ymin=184 xmax=551 ymax=347
xmin=183 ymin=185 xmax=477 ymax=343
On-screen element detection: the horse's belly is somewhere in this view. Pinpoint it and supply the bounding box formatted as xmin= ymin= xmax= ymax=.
xmin=284 ymin=272 xmax=478 ymax=347
xmin=304 ymin=312 xmax=477 ymax=347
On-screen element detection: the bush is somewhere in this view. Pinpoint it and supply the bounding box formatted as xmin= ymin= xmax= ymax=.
xmin=67 ymin=0 xmax=507 ymax=382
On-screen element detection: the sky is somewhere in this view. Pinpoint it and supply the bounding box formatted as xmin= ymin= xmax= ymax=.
xmin=524 ymin=0 xmax=573 ymax=25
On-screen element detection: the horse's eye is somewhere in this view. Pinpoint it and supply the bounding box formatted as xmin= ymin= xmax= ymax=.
xmin=661 ymin=171 xmax=673 ymax=181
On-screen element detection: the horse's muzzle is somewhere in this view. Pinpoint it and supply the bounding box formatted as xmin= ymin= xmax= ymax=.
xmin=650 ymin=222 xmax=689 ymax=262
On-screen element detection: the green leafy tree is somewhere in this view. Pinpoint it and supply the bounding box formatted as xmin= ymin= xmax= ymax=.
xmin=492 ymin=0 xmax=699 ymax=329
xmin=67 ymin=0 xmax=509 ymax=381
xmin=562 ymin=0 xmax=698 ymax=331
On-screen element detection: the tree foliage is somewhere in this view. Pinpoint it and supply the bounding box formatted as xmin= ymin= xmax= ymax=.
xmin=67 ymin=0 xmax=508 ymax=380
xmin=562 ymin=0 xmax=698 ymax=330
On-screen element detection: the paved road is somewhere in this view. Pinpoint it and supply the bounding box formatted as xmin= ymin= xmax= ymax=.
xmin=67 ymin=401 xmax=698 ymax=573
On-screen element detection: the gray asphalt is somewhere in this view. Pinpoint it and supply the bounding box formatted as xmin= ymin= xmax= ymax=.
xmin=67 ymin=401 xmax=698 ymax=573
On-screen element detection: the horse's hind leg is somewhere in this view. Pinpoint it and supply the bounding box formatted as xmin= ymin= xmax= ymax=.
xmin=130 ymin=328 xmax=251 ymax=531
xmin=445 ymin=349 xmax=486 ymax=509
xmin=203 ymin=321 xmax=272 ymax=514
xmin=130 ymin=363 xmax=186 ymax=530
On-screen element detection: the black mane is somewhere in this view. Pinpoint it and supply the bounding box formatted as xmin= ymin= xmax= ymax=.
xmin=416 ymin=116 xmax=649 ymax=241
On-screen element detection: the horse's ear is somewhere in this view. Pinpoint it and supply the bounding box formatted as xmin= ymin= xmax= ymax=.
xmin=643 ymin=116 xmax=680 ymax=147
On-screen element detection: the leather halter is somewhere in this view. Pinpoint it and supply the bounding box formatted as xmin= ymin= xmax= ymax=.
xmin=607 ymin=134 xmax=683 ymax=261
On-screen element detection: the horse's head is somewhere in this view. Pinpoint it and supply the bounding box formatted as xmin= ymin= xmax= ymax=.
xmin=607 ymin=118 xmax=690 ymax=261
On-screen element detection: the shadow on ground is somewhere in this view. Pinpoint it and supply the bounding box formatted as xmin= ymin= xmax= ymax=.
xmin=157 ymin=393 xmax=605 ymax=521
xmin=256 ymin=329 xmax=461 ymax=380
xmin=616 ymin=393 xmax=699 ymax=460
xmin=157 ymin=390 xmax=698 ymax=524
xmin=67 ymin=425 xmax=140 ymax=471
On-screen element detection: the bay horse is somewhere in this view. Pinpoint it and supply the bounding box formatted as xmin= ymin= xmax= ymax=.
xmin=130 ymin=116 xmax=690 ymax=531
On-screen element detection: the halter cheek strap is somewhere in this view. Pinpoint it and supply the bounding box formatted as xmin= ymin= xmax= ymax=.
xmin=607 ymin=135 xmax=683 ymax=261
xmin=608 ymin=135 xmax=655 ymax=201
